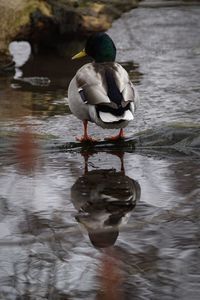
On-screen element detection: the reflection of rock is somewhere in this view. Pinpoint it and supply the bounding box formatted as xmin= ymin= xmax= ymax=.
xmin=0 ymin=0 xmax=139 ymax=61
xmin=71 ymin=154 xmax=141 ymax=248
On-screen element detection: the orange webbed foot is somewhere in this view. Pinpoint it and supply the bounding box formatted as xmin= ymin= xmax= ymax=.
xmin=76 ymin=120 xmax=99 ymax=143
xmin=76 ymin=135 xmax=98 ymax=143
xmin=104 ymin=129 xmax=125 ymax=142
xmin=104 ymin=135 xmax=125 ymax=142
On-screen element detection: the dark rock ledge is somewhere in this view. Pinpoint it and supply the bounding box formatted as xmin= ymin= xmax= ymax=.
xmin=0 ymin=0 xmax=139 ymax=63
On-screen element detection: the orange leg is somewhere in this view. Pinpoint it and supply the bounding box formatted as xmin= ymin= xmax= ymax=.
xmin=76 ymin=120 xmax=98 ymax=142
xmin=105 ymin=128 xmax=125 ymax=141
xmin=113 ymin=151 xmax=125 ymax=173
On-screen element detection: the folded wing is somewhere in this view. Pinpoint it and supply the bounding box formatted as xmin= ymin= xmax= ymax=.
xmin=76 ymin=62 xmax=136 ymax=107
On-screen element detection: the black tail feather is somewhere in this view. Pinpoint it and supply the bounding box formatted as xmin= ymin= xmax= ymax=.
xmin=105 ymin=69 xmax=123 ymax=106
xmin=96 ymin=103 xmax=130 ymax=116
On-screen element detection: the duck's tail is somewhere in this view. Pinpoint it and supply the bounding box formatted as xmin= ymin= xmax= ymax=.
xmin=97 ymin=102 xmax=134 ymax=124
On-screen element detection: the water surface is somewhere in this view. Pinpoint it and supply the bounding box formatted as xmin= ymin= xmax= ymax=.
xmin=0 ymin=2 xmax=200 ymax=299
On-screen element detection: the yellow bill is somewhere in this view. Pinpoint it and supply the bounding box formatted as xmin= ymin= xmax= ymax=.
xmin=72 ymin=49 xmax=87 ymax=60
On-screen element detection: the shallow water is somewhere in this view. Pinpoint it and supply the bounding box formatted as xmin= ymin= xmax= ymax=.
xmin=0 ymin=1 xmax=200 ymax=299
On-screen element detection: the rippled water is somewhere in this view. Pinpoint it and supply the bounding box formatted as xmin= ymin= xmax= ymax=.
xmin=0 ymin=2 xmax=200 ymax=299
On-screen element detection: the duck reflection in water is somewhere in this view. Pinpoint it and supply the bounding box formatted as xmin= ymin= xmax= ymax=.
xmin=71 ymin=151 xmax=141 ymax=248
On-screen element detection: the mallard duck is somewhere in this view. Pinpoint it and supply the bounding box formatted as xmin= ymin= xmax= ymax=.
xmin=68 ymin=33 xmax=139 ymax=142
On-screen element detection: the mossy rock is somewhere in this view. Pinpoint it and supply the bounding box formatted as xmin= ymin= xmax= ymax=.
xmin=0 ymin=0 xmax=52 ymax=56
xmin=0 ymin=0 xmax=139 ymax=62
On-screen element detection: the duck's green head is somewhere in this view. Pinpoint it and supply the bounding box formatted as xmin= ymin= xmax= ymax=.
xmin=72 ymin=33 xmax=116 ymax=63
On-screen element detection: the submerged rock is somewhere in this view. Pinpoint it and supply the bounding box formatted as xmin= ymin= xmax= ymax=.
xmin=0 ymin=0 xmax=139 ymax=62
xmin=1 ymin=124 xmax=200 ymax=161
xmin=56 ymin=123 xmax=200 ymax=156
xmin=134 ymin=124 xmax=200 ymax=149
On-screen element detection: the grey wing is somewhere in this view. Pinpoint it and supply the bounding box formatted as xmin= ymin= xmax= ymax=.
xmin=75 ymin=63 xmax=111 ymax=105
xmin=76 ymin=62 xmax=139 ymax=108
xmin=114 ymin=63 xmax=139 ymax=109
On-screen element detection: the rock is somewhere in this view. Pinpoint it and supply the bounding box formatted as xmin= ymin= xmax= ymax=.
xmin=0 ymin=0 xmax=52 ymax=56
xmin=0 ymin=0 xmax=139 ymax=62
